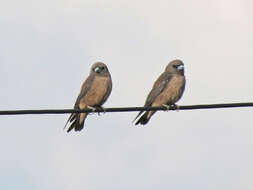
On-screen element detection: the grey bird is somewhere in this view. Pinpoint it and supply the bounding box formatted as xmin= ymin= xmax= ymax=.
xmin=134 ymin=59 xmax=185 ymax=125
xmin=64 ymin=62 xmax=112 ymax=132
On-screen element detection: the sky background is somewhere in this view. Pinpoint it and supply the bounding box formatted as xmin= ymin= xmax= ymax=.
xmin=1 ymin=0 xmax=253 ymax=189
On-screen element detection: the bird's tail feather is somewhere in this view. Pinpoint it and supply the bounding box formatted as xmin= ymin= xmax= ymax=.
xmin=75 ymin=113 xmax=87 ymax=131
xmin=63 ymin=113 xmax=76 ymax=130
xmin=135 ymin=111 xmax=154 ymax=125
xmin=132 ymin=111 xmax=144 ymax=123
xmin=64 ymin=113 xmax=88 ymax=132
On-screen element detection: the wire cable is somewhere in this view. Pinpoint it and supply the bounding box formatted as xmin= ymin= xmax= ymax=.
xmin=0 ymin=102 xmax=253 ymax=115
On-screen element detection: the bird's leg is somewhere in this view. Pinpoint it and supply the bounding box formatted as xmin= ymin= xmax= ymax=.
xmin=171 ymin=103 xmax=180 ymax=111
xmin=162 ymin=104 xmax=180 ymax=111
xmin=162 ymin=104 xmax=171 ymax=111
xmin=94 ymin=106 xmax=106 ymax=115
xmin=87 ymin=106 xmax=97 ymax=114
xmin=99 ymin=106 xmax=106 ymax=113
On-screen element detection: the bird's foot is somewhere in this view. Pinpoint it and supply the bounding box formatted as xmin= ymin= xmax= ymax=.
xmin=162 ymin=104 xmax=171 ymax=111
xmin=162 ymin=104 xmax=180 ymax=111
xmin=95 ymin=106 xmax=106 ymax=115
xmin=87 ymin=106 xmax=97 ymax=114
xmin=171 ymin=104 xmax=180 ymax=111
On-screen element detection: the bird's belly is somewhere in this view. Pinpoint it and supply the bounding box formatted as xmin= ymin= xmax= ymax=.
xmin=153 ymin=76 xmax=185 ymax=106
xmin=83 ymin=76 xmax=110 ymax=106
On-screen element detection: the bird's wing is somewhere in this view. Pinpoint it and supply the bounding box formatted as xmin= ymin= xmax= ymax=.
xmin=144 ymin=73 xmax=173 ymax=107
xmin=63 ymin=74 xmax=95 ymax=130
xmin=74 ymin=74 xmax=96 ymax=109
xmin=100 ymin=76 xmax=112 ymax=105
xmin=133 ymin=73 xmax=172 ymax=122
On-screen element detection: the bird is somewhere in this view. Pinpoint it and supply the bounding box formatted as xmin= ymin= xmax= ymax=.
xmin=64 ymin=62 xmax=112 ymax=132
xmin=133 ymin=59 xmax=185 ymax=125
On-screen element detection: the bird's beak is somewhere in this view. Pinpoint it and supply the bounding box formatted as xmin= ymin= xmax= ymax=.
xmin=177 ymin=65 xmax=184 ymax=70
xmin=94 ymin=67 xmax=101 ymax=73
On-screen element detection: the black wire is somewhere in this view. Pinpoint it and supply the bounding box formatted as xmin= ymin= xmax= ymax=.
xmin=0 ymin=102 xmax=253 ymax=115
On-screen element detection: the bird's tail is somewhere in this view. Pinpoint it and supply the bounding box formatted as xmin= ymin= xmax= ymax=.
xmin=64 ymin=112 xmax=88 ymax=132
xmin=134 ymin=111 xmax=155 ymax=125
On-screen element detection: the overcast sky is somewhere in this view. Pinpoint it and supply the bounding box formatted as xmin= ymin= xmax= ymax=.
xmin=1 ymin=0 xmax=253 ymax=189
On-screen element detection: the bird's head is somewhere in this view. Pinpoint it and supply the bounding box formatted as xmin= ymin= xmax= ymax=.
xmin=91 ymin=62 xmax=110 ymax=76
xmin=165 ymin=59 xmax=184 ymax=75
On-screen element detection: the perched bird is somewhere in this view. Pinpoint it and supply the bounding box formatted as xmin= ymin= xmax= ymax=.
xmin=134 ymin=59 xmax=185 ymax=125
xmin=64 ymin=62 xmax=112 ymax=132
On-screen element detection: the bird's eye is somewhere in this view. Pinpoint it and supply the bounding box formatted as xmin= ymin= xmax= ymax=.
xmin=173 ymin=65 xmax=177 ymax=68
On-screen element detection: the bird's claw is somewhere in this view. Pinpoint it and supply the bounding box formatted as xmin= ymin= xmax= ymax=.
xmin=172 ymin=104 xmax=180 ymax=111
xmin=87 ymin=106 xmax=106 ymax=115
xmin=162 ymin=104 xmax=180 ymax=111
xmin=95 ymin=106 xmax=106 ymax=116
xmin=162 ymin=104 xmax=171 ymax=111
xmin=87 ymin=106 xmax=96 ymax=114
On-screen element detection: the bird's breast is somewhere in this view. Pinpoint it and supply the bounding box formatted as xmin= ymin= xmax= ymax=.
xmin=153 ymin=75 xmax=185 ymax=106
xmin=83 ymin=75 xmax=111 ymax=106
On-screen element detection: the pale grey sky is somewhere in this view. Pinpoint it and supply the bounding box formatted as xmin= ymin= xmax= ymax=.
xmin=0 ymin=0 xmax=253 ymax=189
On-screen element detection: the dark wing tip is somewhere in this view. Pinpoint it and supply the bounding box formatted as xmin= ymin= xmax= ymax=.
xmin=133 ymin=111 xmax=144 ymax=123
xmin=134 ymin=112 xmax=149 ymax=125
xmin=64 ymin=113 xmax=78 ymax=132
